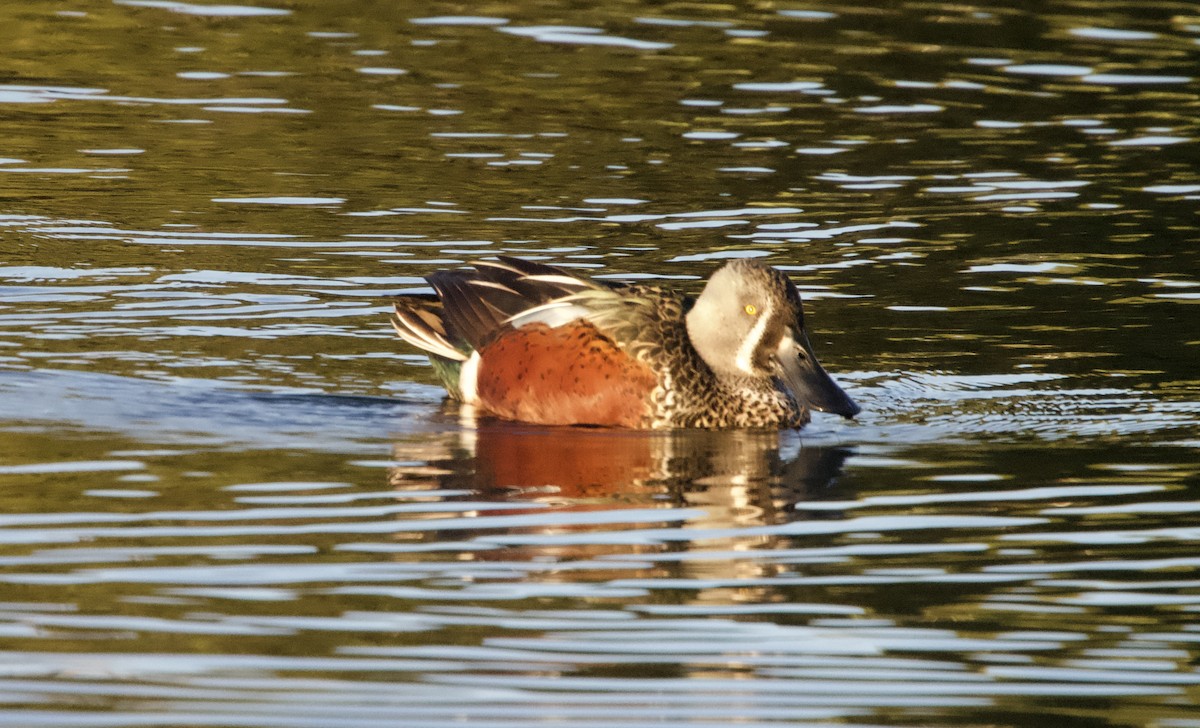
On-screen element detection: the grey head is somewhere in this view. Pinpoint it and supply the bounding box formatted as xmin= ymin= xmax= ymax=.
xmin=685 ymin=259 xmax=860 ymax=419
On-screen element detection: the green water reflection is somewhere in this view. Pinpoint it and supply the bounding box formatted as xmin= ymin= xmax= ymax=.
xmin=1 ymin=0 xmax=1199 ymax=726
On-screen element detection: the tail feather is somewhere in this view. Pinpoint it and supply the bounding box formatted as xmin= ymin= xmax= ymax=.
xmin=391 ymin=298 xmax=467 ymax=362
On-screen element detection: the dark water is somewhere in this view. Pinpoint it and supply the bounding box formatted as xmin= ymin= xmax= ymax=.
xmin=1 ymin=1 xmax=1199 ymax=726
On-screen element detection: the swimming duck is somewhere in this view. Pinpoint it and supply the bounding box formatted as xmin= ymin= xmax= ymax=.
xmin=391 ymin=256 xmax=859 ymax=429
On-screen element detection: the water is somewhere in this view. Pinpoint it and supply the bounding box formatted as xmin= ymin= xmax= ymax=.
xmin=1 ymin=1 xmax=1199 ymax=726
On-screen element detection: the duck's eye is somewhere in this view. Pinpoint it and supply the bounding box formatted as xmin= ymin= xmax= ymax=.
xmin=743 ymin=304 xmax=758 ymax=316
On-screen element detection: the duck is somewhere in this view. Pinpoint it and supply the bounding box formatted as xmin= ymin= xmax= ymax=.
xmin=390 ymin=256 xmax=859 ymax=429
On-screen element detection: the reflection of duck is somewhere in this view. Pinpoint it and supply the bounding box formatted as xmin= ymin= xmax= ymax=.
xmin=386 ymin=422 xmax=854 ymax=599
xmin=389 ymin=421 xmax=853 ymax=522
xmin=391 ymin=256 xmax=859 ymax=429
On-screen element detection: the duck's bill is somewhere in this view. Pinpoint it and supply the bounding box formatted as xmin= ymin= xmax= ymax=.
xmin=774 ymin=330 xmax=860 ymax=419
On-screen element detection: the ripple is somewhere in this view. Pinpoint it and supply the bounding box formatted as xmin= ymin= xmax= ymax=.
xmin=779 ymin=10 xmax=836 ymax=20
xmin=734 ymin=81 xmax=824 ymax=92
xmin=409 ymin=16 xmax=509 ymax=26
xmin=0 ymin=84 xmax=107 ymax=104
xmin=854 ymin=103 xmax=944 ymax=114
xmin=2 ymin=4 xmax=1200 ymax=727
xmin=1110 ymin=135 xmax=1190 ymax=147
xmin=211 ymin=196 xmax=346 ymax=205
xmin=224 ymin=481 xmax=352 ymax=492
xmin=683 ymin=131 xmax=740 ymax=140
xmin=1083 ymin=74 xmax=1190 ymax=85
xmin=83 ymin=489 xmax=159 ymax=498
xmin=801 ymin=485 xmax=1162 ymax=512
xmin=966 ymin=262 xmax=1074 ymax=273
xmin=0 ymin=460 xmax=144 ymax=475
xmin=499 ymin=26 xmax=672 ymax=51
xmin=1144 ymin=184 xmax=1200 ymax=194
xmin=1069 ymin=27 xmax=1158 ymax=41
xmin=357 ymin=67 xmax=408 ymax=76
xmin=177 ymin=71 xmax=230 ymax=80
xmin=1004 ymin=64 xmax=1092 ymax=76
xmin=79 ymin=148 xmax=144 ymax=155
xmin=114 ymin=0 xmax=290 ymax=16
xmin=0 ymin=266 xmax=152 ymax=281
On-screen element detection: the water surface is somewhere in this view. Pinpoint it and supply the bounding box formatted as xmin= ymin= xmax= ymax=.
xmin=1 ymin=1 xmax=1199 ymax=726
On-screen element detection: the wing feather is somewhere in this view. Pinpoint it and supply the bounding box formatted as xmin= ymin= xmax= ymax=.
xmin=428 ymin=271 xmax=505 ymax=349
xmin=397 ymin=257 xmax=646 ymax=353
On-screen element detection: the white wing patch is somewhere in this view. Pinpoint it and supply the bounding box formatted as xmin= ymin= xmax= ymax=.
xmin=522 ymin=273 xmax=594 ymax=289
xmin=506 ymin=299 xmax=591 ymax=329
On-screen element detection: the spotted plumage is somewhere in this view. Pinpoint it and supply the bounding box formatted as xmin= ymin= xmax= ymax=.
xmin=390 ymin=256 xmax=859 ymax=429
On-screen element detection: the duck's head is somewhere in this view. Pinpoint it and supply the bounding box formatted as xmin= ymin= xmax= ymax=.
xmin=686 ymin=259 xmax=860 ymax=419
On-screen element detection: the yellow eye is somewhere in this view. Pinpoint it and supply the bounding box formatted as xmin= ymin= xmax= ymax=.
xmin=744 ymin=304 xmax=758 ymax=316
